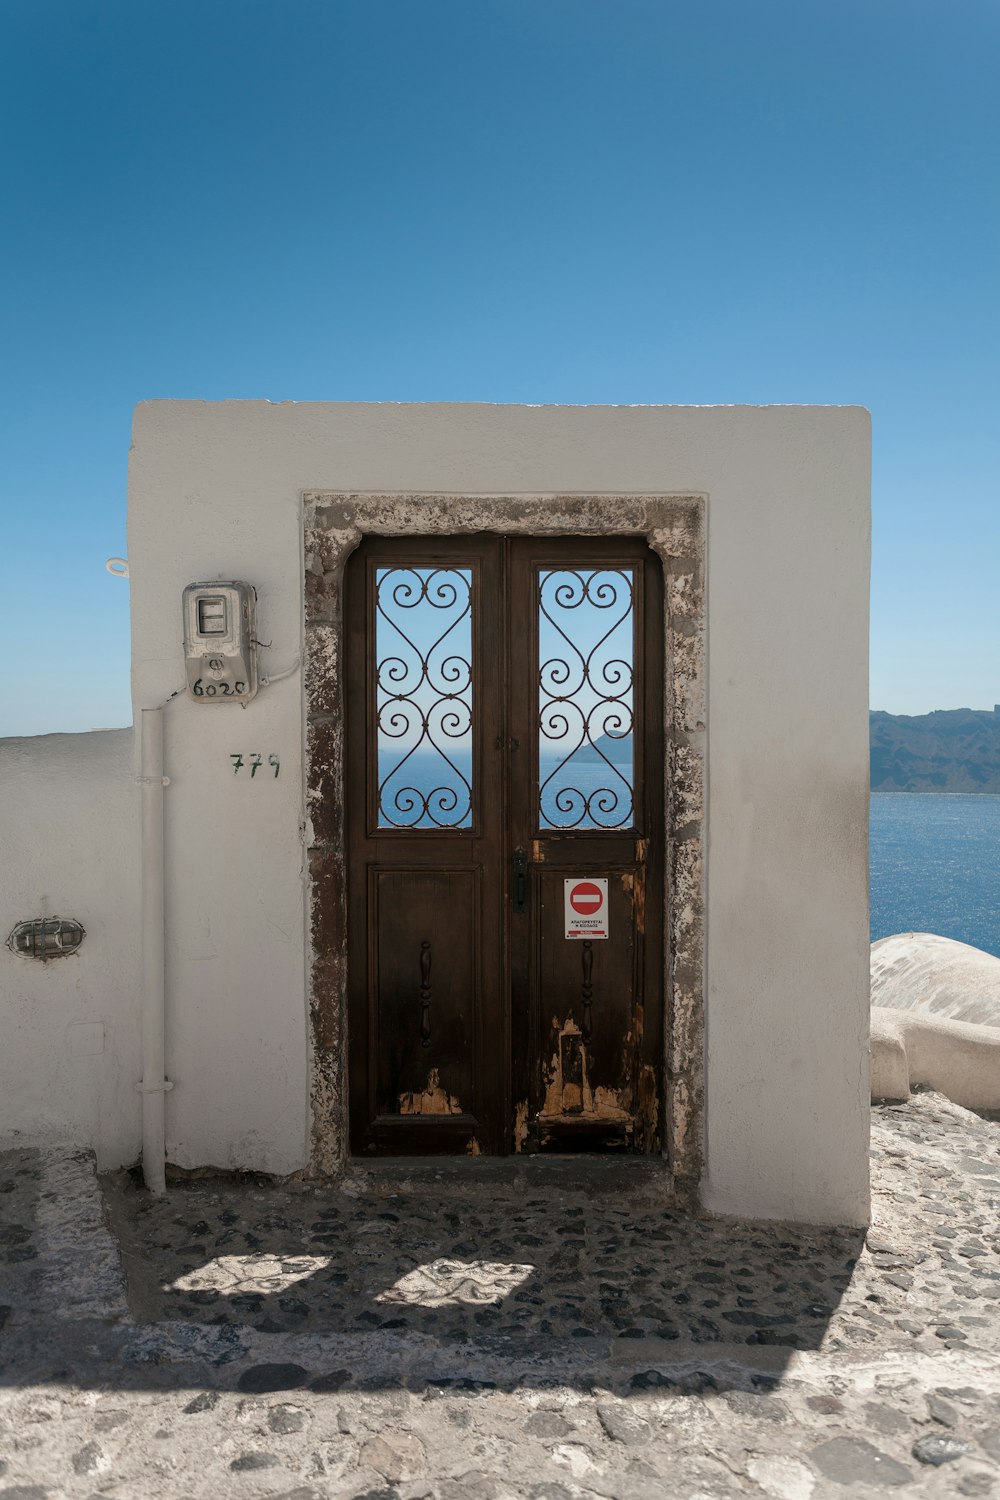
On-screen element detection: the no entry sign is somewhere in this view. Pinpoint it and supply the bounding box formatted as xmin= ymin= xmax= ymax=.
xmin=564 ymin=878 xmax=609 ymax=940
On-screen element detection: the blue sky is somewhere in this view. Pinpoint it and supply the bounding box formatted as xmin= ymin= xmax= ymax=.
xmin=1 ymin=0 xmax=997 ymax=734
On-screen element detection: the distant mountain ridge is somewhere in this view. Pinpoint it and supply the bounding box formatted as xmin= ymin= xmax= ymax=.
xmin=871 ymin=707 xmax=1000 ymax=792
xmin=571 ymin=732 xmax=632 ymax=764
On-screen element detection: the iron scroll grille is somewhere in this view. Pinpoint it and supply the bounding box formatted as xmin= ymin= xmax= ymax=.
xmin=538 ymin=566 xmax=635 ymax=830
xmin=374 ymin=566 xmax=473 ymax=829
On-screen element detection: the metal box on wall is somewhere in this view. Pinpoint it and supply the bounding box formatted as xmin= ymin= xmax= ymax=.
xmin=182 ymin=581 xmax=258 ymax=703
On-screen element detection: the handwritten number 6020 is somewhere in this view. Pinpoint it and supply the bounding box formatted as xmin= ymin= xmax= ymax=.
xmin=194 ymin=679 xmax=246 ymax=697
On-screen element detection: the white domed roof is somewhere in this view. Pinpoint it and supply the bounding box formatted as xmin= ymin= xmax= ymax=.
xmin=871 ymin=932 xmax=1000 ymax=1029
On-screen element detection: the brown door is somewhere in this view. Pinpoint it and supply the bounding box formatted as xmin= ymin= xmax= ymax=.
xmin=345 ymin=535 xmax=664 ymax=1156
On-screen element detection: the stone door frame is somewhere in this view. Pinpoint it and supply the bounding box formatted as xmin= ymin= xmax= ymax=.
xmin=302 ymin=492 xmax=706 ymax=1200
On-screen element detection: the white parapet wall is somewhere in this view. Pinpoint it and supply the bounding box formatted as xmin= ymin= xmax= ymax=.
xmin=872 ymin=1006 xmax=1000 ymax=1111
xmin=0 ymin=729 xmax=141 ymax=1168
xmin=127 ymin=401 xmax=871 ymax=1225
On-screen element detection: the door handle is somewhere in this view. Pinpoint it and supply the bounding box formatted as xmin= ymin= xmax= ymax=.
xmin=512 ymin=847 xmax=528 ymax=915
xmin=418 ymin=940 xmax=432 ymax=1047
xmin=581 ymin=941 xmax=594 ymax=1042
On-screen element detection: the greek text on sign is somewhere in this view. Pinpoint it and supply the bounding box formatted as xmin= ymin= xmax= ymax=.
xmin=564 ymin=878 xmax=609 ymax=940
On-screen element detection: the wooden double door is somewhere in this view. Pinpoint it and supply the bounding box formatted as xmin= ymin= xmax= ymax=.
xmin=345 ymin=534 xmax=664 ymax=1156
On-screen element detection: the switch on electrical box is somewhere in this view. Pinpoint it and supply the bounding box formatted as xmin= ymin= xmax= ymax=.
xmin=182 ymin=582 xmax=258 ymax=702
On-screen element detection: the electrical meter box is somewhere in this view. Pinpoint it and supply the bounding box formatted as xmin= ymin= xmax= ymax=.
xmin=182 ymin=581 xmax=258 ymax=703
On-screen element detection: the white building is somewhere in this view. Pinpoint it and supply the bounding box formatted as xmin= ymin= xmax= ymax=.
xmin=0 ymin=402 xmax=871 ymax=1226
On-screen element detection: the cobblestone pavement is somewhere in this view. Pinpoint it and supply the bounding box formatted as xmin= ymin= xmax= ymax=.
xmin=1 ymin=1093 xmax=999 ymax=1498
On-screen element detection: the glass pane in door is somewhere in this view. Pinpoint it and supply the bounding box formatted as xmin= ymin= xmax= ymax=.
xmin=375 ymin=566 xmax=473 ymax=828
xmin=537 ymin=567 xmax=635 ymax=829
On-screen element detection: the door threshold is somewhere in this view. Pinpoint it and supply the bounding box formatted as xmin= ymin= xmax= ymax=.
xmin=344 ymin=1154 xmax=675 ymax=1199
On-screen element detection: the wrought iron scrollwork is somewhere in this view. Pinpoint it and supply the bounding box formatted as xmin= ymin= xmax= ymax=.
xmin=537 ymin=568 xmax=635 ymax=829
xmin=375 ymin=566 xmax=473 ymax=829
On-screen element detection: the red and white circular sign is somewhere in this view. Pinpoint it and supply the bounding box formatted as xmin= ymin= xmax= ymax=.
xmin=564 ymin=877 xmax=609 ymax=938
xmin=569 ymin=881 xmax=604 ymax=915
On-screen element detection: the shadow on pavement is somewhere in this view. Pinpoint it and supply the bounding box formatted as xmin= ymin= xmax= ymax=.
xmin=0 ymin=1166 xmax=867 ymax=1397
xmin=0 ymin=1148 xmax=43 ymax=1339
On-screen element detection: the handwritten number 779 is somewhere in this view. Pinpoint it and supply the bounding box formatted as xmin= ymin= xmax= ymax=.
xmin=231 ymin=754 xmax=280 ymax=778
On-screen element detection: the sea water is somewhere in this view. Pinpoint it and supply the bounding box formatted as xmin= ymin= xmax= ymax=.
xmin=376 ymin=749 xmax=633 ymax=831
xmin=871 ymin=792 xmax=1000 ymax=958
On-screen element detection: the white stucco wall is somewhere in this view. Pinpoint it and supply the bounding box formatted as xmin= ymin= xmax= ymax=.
xmin=0 ymin=730 xmax=141 ymax=1169
xmin=128 ymin=401 xmax=871 ymax=1224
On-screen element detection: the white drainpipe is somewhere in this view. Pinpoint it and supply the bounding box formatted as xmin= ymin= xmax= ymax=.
xmin=138 ymin=706 xmax=171 ymax=1194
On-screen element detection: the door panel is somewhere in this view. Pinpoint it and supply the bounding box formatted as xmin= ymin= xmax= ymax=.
xmin=508 ymin=539 xmax=663 ymax=1154
xmin=347 ymin=538 xmax=502 ymax=1156
xmin=345 ymin=534 xmax=663 ymax=1157
xmin=371 ymin=867 xmax=480 ymax=1121
xmin=532 ymin=865 xmax=639 ymax=1145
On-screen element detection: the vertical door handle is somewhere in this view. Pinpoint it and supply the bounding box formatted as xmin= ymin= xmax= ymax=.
xmin=512 ymin=847 xmax=528 ymax=915
xmin=418 ymin=940 xmax=432 ymax=1046
xmin=581 ymin=941 xmax=594 ymax=1041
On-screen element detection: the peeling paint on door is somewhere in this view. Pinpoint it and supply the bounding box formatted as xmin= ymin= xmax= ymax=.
xmin=513 ymin=1099 xmax=529 ymax=1153
xmin=398 ymin=1069 xmax=463 ymax=1116
xmin=633 ymin=1063 xmax=660 ymax=1152
xmin=540 ymin=1017 xmax=631 ymax=1124
xmin=621 ymin=867 xmax=646 ymax=935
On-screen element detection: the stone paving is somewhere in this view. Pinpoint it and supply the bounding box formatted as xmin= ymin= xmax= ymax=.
xmin=0 ymin=1092 xmax=999 ymax=1497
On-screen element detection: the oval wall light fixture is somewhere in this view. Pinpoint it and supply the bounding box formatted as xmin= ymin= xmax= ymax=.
xmin=7 ymin=917 xmax=85 ymax=959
